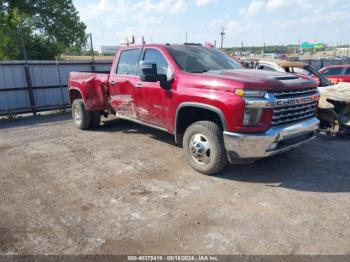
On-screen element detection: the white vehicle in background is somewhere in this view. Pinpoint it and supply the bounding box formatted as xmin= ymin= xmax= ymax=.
xmin=253 ymin=59 xmax=332 ymax=87
xmin=254 ymin=59 xmax=350 ymax=135
xmin=99 ymin=45 xmax=121 ymax=55
xmin=317 ymin=83 xmax=350 ymax=135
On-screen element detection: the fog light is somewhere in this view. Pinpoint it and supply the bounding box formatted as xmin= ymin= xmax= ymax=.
xmin=243 ymin=108 xmax=263 ymax=126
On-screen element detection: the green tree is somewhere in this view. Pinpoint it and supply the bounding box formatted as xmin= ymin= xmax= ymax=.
xmin=0 ymin=0 xmax=87 ymax=60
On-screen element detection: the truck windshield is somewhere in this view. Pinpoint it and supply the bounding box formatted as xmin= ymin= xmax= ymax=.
xmin=166 ymin=46 xmax=242 ymax=73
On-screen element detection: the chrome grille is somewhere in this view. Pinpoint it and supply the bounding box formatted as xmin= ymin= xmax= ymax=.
xmin=271 ymin=87 xmax=318 ymax=126
xmin=272 ymin=87 xmax=318 ymax=98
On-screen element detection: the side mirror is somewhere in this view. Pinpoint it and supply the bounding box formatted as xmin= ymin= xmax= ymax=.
xmin=140 ymin=61 xmax=172 ymax=90
xmin=158 ymin=74 xmax=171 ymax=90
xmin=140 ymin=61 xmax=158 ymax=82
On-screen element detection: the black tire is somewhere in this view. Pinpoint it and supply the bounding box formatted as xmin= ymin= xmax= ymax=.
xmin=317 ymin=108 xmax=340 ymax=135
xmin=72 ymin=99 xmax=91 ymax=130
xmin=90 ymin=111 xmax=101 ymax=128
xmin=183 ymin=121 xmax=227 ymax=175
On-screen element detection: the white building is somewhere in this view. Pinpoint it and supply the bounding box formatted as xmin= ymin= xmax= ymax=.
xmin=99 ymin=45 xmax=121 ymax=55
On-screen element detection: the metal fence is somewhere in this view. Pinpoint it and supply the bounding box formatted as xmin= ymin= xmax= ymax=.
xmin=1 ymin=58 xmax=350 ymax=117
xmin=0 ymin=60 xmax=112 ymax=116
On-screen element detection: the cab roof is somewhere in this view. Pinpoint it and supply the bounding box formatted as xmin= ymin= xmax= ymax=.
xmin=119 ymin=43 xmax=203 ymax=49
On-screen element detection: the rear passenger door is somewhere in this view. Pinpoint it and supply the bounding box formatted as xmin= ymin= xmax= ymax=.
xmin=109 ymin=48 xmax=141 ymax=119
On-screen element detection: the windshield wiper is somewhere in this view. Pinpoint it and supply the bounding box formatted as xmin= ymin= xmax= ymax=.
xmin=190 ymin=69 xmax=209 ymax=73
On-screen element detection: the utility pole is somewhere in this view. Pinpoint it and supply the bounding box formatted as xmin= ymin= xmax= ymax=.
xmin=220 ymin=27 xmax=225 ymax=49
xmin=20 ymin=34 xmax=28 ymax=63
xmin=263 ymin=42 xmax=266 ymax=56
xmin=18 ymin=28 xmax=36 ymax=115
xmin=185 ymin=32 xmax=188 ymax=43
xmin=89 ymin=33 xmax=95 ymax=72
xmin=142 ymin=36 xmax=145 ymax=45
xmin=241 ymin=41 xmax=243 ymax=55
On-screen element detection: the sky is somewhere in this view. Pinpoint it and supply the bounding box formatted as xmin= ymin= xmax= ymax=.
xmin=73 ymin=0 xmax=350 ymax=48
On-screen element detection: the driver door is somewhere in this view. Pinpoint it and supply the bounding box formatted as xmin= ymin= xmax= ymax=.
xmin=133 ymin=48 xmax=173 ymax=128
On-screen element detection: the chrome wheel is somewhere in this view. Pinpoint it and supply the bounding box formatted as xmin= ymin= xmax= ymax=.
xmin=189 ymin=133 xmax=211 ymax=165
xmin=73 ymin=105 xmax=81 ymax=125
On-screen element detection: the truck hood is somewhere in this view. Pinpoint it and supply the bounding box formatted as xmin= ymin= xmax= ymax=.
xmin=202 ymin=69 xmax=317 ymax=90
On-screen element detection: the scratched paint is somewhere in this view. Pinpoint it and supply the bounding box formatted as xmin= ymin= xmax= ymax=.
xmin=110 ymin=94 xmax=136 ymax=118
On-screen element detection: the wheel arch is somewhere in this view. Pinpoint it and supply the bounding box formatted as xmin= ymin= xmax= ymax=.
xmin=174 ymin=102 xmax=227 ymax=143
xmin=69 ymin=88 xmax=84 ymax=105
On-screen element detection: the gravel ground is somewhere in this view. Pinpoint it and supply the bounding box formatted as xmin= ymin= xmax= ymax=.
xmin=0 ymin=112 xmax=349 ymax=255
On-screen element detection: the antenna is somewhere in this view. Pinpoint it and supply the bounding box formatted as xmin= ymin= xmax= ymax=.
xmin=220 ymin=26 xmax=225 ymax=49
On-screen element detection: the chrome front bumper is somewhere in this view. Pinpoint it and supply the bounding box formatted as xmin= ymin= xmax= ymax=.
xmin=223 ymin=117 xmax=320 ymax=160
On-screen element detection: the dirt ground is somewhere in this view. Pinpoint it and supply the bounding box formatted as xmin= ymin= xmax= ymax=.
xmin=0 ymin=112 xmax=349 ymax=255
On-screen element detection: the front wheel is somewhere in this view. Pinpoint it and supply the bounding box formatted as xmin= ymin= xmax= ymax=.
xmin=183 ymin=121 xmax=228 ymax=175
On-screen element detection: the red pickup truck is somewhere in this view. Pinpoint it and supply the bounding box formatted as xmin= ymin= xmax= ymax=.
xmin=68 ymin=44 xmax=320 ymax=174
xmin=319 ymin=65 xmax=350 ymax=84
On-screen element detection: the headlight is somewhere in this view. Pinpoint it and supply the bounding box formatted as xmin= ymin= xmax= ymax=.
xmin=243 ymin=108 xmax=263 ymax=126
xmin=235 ymin=89 xmax=266 ymax=97
xmin=235 ymin=89 xmax=266 ymax=126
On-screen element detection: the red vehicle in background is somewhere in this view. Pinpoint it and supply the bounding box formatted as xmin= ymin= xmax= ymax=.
xmin=68 ymin=44 xmax=320 ymax=174
xmin=319 ymin=65 xmax=350 ymax=84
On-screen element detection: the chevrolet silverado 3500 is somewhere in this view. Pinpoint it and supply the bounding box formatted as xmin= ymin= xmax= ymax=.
xmin=68 ymin=44 xmax=320 ymax=174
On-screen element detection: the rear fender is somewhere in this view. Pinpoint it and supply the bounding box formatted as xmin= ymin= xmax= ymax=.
xmin=69 ymin=77 xmax=107 ymax=111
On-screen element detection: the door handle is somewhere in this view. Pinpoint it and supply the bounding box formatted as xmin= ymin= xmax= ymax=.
xmin=136 ymin=83 xmax=143 ymax=88
xmin=109 ymin=80 xmax=117 ymax=84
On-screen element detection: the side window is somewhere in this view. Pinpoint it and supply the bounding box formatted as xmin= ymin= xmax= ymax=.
xmin=323 ymin=67 xmax=343 ymax=76
xmin=293 ymin=67 xmax=312 ymax=76
xmin=259 ymin=64 xmax=277 ymax=71
xmin=345 ymin=68 xmax=350 ymax=75
xmin=142 ymin=49 xmax=172 ymax=80
xmin=116 ymin=49 xmax=141 ymax=75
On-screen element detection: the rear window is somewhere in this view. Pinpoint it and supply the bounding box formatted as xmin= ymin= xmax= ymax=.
xmin=116 ymin=49 xmax=141 ymax=75
xmin=322 ymin=67 xmax=343 ymax=76
xmin=345 ymin=68 xmax=350 ymax=75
